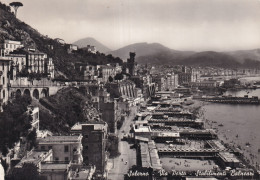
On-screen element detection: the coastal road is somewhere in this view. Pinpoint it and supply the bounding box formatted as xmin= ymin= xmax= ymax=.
xmin=107 ymin=106 xmax=137 ymax=180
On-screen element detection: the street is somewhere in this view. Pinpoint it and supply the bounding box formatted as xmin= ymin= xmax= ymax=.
xmin=107 ymin=106 xmax=137 ymax=180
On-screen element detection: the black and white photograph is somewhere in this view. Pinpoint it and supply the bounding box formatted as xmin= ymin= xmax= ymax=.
xmin=0 ymin=0 xmax=260 ymax=179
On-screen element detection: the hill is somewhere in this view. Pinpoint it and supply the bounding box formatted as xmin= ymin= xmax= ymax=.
xmin=0 ymin=2 xmax=122 ymax=80
xmin=37 ymin=87 xmax=100 ymax=134
xmin=179 ymin=51 xmax=241 ymax=68
xmin=225 ymin=49 xmax=260 ymax=63
xmin=109 ymin=42 xmax=194 ymax=61
xmin=110 ymin=41 xmax=260 ymax=68
xmin=74 ymin=37 xmax=111 ymax=53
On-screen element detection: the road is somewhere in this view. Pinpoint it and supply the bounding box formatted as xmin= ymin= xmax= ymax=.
xmin=107 ymin=106 xmax=137 ymax=180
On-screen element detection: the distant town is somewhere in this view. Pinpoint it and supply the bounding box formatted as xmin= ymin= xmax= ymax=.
xmin=1 ymin=1 xmax=260 ymax=180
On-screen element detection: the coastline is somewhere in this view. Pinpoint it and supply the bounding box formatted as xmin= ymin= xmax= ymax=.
xmin=195 ymin=100 xmax=260 ymax=170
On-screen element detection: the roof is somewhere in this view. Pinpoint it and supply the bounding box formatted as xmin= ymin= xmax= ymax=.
xmin=0 ymin=57 xmax=12 ymax=62
xmin=41 ymin=163 xmax=69 ymax=171
xmin=4 ymin=40 xmax=22 ymax=44
xmin=71 ymin=122 xmax=107 ymax=131
xmin=134 ymin=126 xmax=151 ymax=133
xmin=69 ymin=167 xmax=95 ymax=180
xmin=156 ymin=132 xmax=180 ymax=137
xmin=38 ymin=135 xmax=82 ymax=144
xmin=219 ymin=152 xmax=240 ymax=163
xmin=16 ymin=150 xmax=52 ymax=168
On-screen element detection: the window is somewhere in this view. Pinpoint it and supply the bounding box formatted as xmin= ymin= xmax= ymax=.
xmin=3 ymin=90 xmax=5 ymax=99
xmin=85 ymin=135 xmax=88 ymax=139
xmin=41 ymin=146 xmax=45 ymax=150
xmin=85 ymin=146 xmax=88 ymax=150
xmin=64 ymin=145 xmax=69 ymax=152
xmin=48 ymin=146 xmax=52 ymax=150
xmin=65 ymin=157 xmax=69 ymax=162
xmin=2 ymin=77 xmax=4 ymax=85
xmin=85 ymin=156 xmax=88 ymax=161
xmin=55 ymin=157 xmax=59 ymax=161
xmin=2 ymin=63 xmax=4 ymax=71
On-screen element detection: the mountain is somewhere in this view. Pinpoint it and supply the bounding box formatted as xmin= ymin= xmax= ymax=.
xmin=0 ymin=2 xmax=122 ymax=79
xmin=180 ymin=51 xmax=241 ymax=68
xmin=108 ymin=42 xmax=194 ymax=61
xmin=110 ymin=41 xmax=260 ymax=68
xmin=73 ymin=37 xmax=111 ymax=53
xmin=225 ymin=49 xmax=260 ymax=63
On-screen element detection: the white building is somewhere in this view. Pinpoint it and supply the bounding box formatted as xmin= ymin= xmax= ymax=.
xmin=0 ymin=57 xmax=11 ymax=110
xmin=1 ymin=40 xmax=23 ymax=55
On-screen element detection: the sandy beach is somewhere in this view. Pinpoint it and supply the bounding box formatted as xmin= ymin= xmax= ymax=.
xmin=200 ymin=103 xmax=260 ymax=170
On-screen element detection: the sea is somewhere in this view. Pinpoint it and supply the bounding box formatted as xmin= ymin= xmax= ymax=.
xmin=201 ymin=76 xmax=260 ymax=169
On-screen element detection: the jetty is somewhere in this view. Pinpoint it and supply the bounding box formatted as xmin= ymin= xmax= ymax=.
xmin=197 ymin=95 xmax=260 ymax=105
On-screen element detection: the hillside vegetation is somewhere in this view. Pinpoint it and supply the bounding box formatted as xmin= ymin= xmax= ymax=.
xmin=0 ymin=2 xmax=122 ymax=79
xmin=74 ymin=37 xmax=111 ymax=53
xmin=38 ymin=87 xmax=99 ymax=134
xmin=0 ymin=96 xmax=34 ymax=155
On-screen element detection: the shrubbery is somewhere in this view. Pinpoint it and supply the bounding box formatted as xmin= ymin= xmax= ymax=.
xmin=0 ymin=95 xmax=34 ymax=155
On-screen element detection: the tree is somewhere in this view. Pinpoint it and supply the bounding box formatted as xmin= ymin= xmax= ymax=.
xmin=9 ymin=163 xmax=40 ymax=180
xmin=108 ymin=76 xmax=113 ymax=82
xmin=114 ymin=73 xmax=123 ymax=81
xmin=9 ymin=2 xmax=23 ymax=17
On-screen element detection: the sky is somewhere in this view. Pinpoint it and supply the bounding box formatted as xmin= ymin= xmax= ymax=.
xmin=2 ymin=0 xmax=260 ymax=51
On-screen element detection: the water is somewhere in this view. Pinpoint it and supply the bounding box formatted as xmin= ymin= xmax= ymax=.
xmin=202 ymin=78 xmax=260 ymax=169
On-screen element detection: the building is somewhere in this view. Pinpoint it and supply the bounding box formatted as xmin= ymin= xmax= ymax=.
xmin=6 ymin=53 xmax=26 ymax=74
xmin=37 ymin=135 xmax=83 ymax=164
xmin=84 ymin=45 xmax=97 ymax=54
xmin=178 ymin=72 xmax=192 ymax=86
xmin=99 ymin=100 xmax=120 ymax=133
xmin=13 ymin=149 xmax=77 ymax=180
xmin=126 ymin=52 xmax=136 ymax=76
xmin=15 ymin=149 xmax=53 ymax=169
xmin=27 ymin=105 xmax=40 ymax=132
xmin=152 ymin=75 xmax=166 ymax=91
xmin=190 ymin=80 xmax=218 ymax=89
xmin=0 ymin=57 xmax=11 ymax=109
xmin=1 ymin=40 xmax=23 ymax=55
xmin=105 ymin=80 xmax=136 ymax=99
xmin=67 ymin=44 xmax=78 ymax=53
xmin=71 ymin=122 xmax=108 ymax=173
xmin=24 ymin=48 xmax=47 ymax=74
xmin=40 ymin=162 xmax=72 ymax=180
xmin=68 ymin=165 xmax=96 ymax=180
xmin=97 ymin=65 xmax=116 ymax=82
xmin=165 ymin=73 xmax=178 ymax=91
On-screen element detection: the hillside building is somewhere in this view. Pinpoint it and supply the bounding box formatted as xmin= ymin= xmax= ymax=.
xmin=1 ymin=40 xmax=23 ymax=55
xmin=0 ymin=57 xmax=11 ymax=110
xmin=27 ymin=105 xmax=40 ymax=132
xmin=126 ymin=52 xmax=136 ymax=76
xmin=37 ymin=135 xmax=83 ymax=164
xmin=71 ymin=122 xmax=108 ymax=174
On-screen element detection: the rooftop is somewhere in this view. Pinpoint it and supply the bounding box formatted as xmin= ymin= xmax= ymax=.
xmin=134 ymin=126 xmax=151 ymax=133
xmin=71 ymin=122 xmax=107 ymax=131
xmin=41 ymin=162 xmax=69 ymax=170
xmin=69 ymin=166 xmax=95 ymax=180
xmin=219 ymin=152 xmax=240 ymax=163
xmin=16 ymin=150 xmax=52 ymax=168
xmin=38 ymin=135 xmax=82 ymax=144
